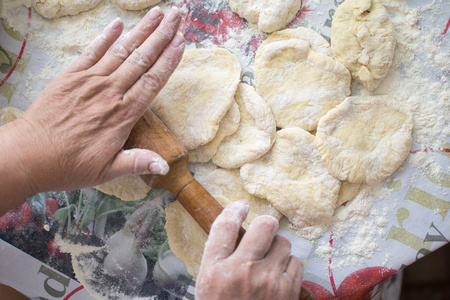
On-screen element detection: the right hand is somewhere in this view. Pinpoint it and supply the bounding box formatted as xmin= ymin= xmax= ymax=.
xmin=196 ymin=201 xmax=304 ymax=300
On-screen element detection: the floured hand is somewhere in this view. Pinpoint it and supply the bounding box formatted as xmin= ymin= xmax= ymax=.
xmin=196 ymin=201 xmax=303 ymax=300
xmin=0 ymin=7 xmax=185 ymax=213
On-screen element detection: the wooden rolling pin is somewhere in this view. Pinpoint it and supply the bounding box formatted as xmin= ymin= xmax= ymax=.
xmin=124 ymin=109 xmax=241 ymax=238
xmin=125 ymin=109 xmax=314 ymax=300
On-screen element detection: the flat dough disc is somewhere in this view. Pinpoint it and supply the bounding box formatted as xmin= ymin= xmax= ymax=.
xmin=331 ymin=0 xmax=395 ymax=90
xmin=151 ymin=48 xmax=241 ymax=150
xmin=315 ymin=96 xmax=413 ymax=184
xmin=33 ymin=0 xmax=103 ymax=19
xmin=0 ymin=107 xmax=24 ymax=126
xmin=240 ymin=128 xmax=341 ymax=239
xmin=188 ymin=101 xmax=240 ymax=163
xmin=166 ymin=171 xmax=281 ymax=277
xmin=94 ymin=175 xmax=150 ymax=201
xmin=212 ymin=83 xmax=276 ymax=169
xmin=165 ymin=200 xmax=207 ymax=278
xmin=111 ymin=0 xmax=161 ymax=10
xmin=255 ymin=28 xmax=351 ymax=131
xmin=258 ymin=27 xmax=333 ymax=57
xmin=226 ymin=0 xmax=302 ymax=33
xmin=197 ymin=168 xmax=282 ymax=228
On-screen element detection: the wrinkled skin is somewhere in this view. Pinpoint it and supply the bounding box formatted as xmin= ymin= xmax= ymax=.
xmin=197 ymin=201 xmax=304 ymax=300
xmin=0 ymin=7 xmax=185 ymax=214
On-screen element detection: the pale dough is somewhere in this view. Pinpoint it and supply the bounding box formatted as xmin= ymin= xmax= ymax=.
xmin=331 ymin=0 xmax=395 ymax=90
xmin=111 ymin=0 xmax=161 ymax=10
xmin=257 ymin=27 xmax=333 ymax=57
xmin=255 ymin=28 xmax=351 ymax=131
xmin=166 ymin=167 xmax=282 ymax=277
xmin=151 ymin=48 xmax=241 ymax=150
xmin=315 ymin=96 xmax=413 ymax=184
xmin=240 ymin=128 xmax=341 ymax=238
xmin=197 ymin=168 xmax=282 ymax=228
xmin=93 ymin=175 xmax=150 ymax=201
xmin=337 ymin=181 xmax=362 ymax=206
xmin=0 ymin=107 xmax=24 ymax=126
xmin=165 ymin=200 xmax=206 ymax=278
xmin=212 ymin=83 xmax=276 ymax=169
xmin=226 ymin=0 xmax=302 ymax=33
xmin=188 ymin=101 xmax=240 ymax=163
xmin=33 ymin=0 xmax=103 ymax=19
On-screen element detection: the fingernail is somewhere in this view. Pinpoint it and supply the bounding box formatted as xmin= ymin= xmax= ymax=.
xmin=170 ymin=31 xmax=185 ymax=47
xmin=234 ymin=200 xmax=250 ymax=211
xmin=166 ymin=7 xmax=180 ymax=23
xmin=106 ymin=17 xmax=122 ymax=31
xmin=149 ymin=161 xmax=169 ymax=175
xmin=147 ymin=6 xmax=162 ymax=20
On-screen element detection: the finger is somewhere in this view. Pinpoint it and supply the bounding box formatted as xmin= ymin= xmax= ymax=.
xmin=285 ymin=255 xmax=304 ymax=286
xmin=105 ymin=148 xmax=169 ymax=180
xmin=263 ymin=234 xmax=292 ymax=272
xmin=93 ymin=6 xmax=164 ymax=75
xmin=233 ymin=215 xmax=279 ymax=261
xmin=111 ymin=7 xmax=182 ymax=91
xmin=123 ymin=31 xmax=185 ymax=114
xmin=65 ymin=18 xmax=124 ymax=73
xmin=202 ymin=201 xmax=249 ymax=264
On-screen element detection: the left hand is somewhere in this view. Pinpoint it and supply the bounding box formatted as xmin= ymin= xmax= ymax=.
xmin=4 ymin=7 xmax=185 ymax=196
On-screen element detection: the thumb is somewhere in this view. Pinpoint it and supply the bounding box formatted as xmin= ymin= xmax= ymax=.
xmin=107 ymin=148 xmax=169 ymax=179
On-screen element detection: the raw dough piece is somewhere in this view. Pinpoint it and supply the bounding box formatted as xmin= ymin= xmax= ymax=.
xmin=197 ymin=168 xmax=282 ymax=228
xmin=255 ymin=28 xmax=351 ymax=131
xmin=151 ymin=48 xmax=241 ymax=150
xmin=188 ymin=101 xmax=240 ymax=163
xmin=33 ymin=0 xmax=103 ymax=19
xmin=166 ymin=168 xmax=282 ymax=277
xmin=212 ymin=83 xmax=276 ymax=169
xmin=331 ymin=0 xmax=395 ymax=90
xmin=257 ymin=27 xmax=333 ymax=57
xmin=165 ymin=200 xmax=206 ymax=277
xmin=240 ymin=128 xmax=341 ymax=239
xmin=94 ymin=175 xmax=150 ymax=201
xmin=226 ymin=0 xmax=302 ymax=33
xmin=111 ymin=0 xmax=161 ymax=10
xmin=315 ymin=96 xmax=413 ymax=184
xmin=337 ymin=182 xmax=362 ymax=206
xmin=0 ymin=107 xmax=24 ymax=126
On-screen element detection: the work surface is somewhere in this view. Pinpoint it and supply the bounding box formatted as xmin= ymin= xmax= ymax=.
xmin=0 ymin=0 xmax=449 ymax=299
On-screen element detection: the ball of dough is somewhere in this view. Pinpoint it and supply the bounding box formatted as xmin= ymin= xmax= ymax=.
xmin=0 ymin=107 xmax=24 ymax=126
xmin=315 ymin=96 xmax=413 ymax=184
xmin=33 ymin=0 xmax=103 ymax=19
xmin=255 ymin=28 xmax=351 ymax=131
xmin=331 ymin=0 xmax=396 ymax=90
xmin=188 ymin=101 xmax=240 ymax=163
xmin=94 ymin=175 xmax=150 ymax=201
xmin=212 ymin=83 xmax=276 ymax=169
xmin=240 ymin=128 xmax=341 ymax=239
xmin=226 ymin=0 xmax=302 ymax=33
xmin=111 ymin=0 xmax=161 ymax=10
xmin=151 ymin=48 xmax=241 ymax=150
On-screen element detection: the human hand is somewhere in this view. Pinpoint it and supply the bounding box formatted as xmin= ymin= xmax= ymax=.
xmin=4 ymin=7 xmax=185 ymax=197
xmin=196 ymin=201 xmax=304 ymax=300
